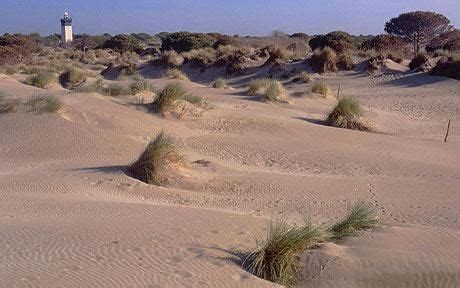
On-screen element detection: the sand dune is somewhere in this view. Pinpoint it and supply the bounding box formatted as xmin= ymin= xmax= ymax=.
xmin=1 ymin=68 xmax=459 ymax=287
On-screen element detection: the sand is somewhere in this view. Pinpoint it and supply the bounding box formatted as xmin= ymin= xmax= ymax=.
xmin=0 ymin=64 xmax=459 ymax=287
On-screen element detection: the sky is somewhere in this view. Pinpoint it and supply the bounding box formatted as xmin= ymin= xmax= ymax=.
xmin=0 ymin=0 xmax=459 ymax=36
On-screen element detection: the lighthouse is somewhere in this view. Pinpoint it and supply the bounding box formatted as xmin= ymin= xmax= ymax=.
xmin=60 ymin=12 xmax=73 ymax=45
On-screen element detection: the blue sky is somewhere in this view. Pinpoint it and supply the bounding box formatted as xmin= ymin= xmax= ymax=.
xmin=1 ymin=0 xmax=459 ymax=36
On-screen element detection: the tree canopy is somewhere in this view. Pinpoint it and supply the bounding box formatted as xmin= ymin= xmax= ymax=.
xmin=385 ymin=11 xmax=452 ymax=54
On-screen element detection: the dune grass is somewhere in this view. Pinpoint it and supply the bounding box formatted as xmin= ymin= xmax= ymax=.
xmin=130 ymin=78 xmax=157 ymax=95
xmin=293 ymin=71 xmax=310 ymax=83
xmin=247 ymin=79 xmax=285 ymax=102
xmin=244 ymin=201 xmax=380 ymax=286
xmin=243 ymin=218 xmax=329 ymax=286
xmin=310 ymin=47 xmax=337 ymax=73
xmin=166 ymin=68 xmax=190 ymax=81
xmin=329 ymin=202 xmax=381 ymax=240
xmin=247 ymin=79 xmax=270 ymax=95
xmin=311 ymin=82 xmax=329 ymax=96
xmin=102 ymin=83 xmax=131 ymax=97
xmin=25 ymin=95 xmax=63 ymax=113
xmin=212 ymin=78 xmax=227 ymax=89
xmin=26 ymin=71 xmax=56 ymax=89
xmin=152 ymin=83 xmax=207 ymax=115
xmin=0 ymin=92 xmax=20 ymax=113
xmin=326 ymin=97 xmax=370 ymax=131
xmin=128 ymin=131 xmax=185 ymax=185
xmin=59 ymin=68 xmax=87 ymax=89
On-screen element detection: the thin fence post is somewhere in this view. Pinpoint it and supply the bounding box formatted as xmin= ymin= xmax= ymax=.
xmin=444 ymin=119 xmax=451 ymax=143
xmin=337 ymin=84 xmax=341 ymax=100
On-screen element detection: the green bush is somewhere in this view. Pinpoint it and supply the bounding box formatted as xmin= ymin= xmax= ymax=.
xmin=102 ymin=34 xmax=142 ymax=53
xmin=309 ymin=31 xmax=359 ymax=54
xmin=430 ymin=59 xmax=460 ymax=80
xmin=409 ymin=53 xmax=429 ymax=70
xmin=161 ymin=32 xmax=217 ymax=53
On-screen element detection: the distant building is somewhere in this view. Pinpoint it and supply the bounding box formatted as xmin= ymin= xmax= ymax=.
xmin=60 ymin=12 xmax=73 ymax=45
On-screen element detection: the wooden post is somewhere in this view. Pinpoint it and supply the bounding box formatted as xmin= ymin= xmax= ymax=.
xmin=337 ymin=84 xmax=341 ymax=100
xmin=444 ymin=119 xmax=451 ymax=143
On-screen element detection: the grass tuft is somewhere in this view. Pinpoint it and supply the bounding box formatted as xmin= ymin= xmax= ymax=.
xmin=166 ymin=68 xmax=190 ymax=81
xmin=130 ymin=78 xmax=157 ymax=95
xmin=247 ymin=79 xmax=285 ymax=102
xmin=326 ymin=97 xmax=369 ymax=131
xmin=311 ymin=82 xmax=329 ymax=96
xmin=26 ymin=71 xmax=56 ymax=89
xmin=247 ymin=79 xmax=270 ymax=95
xmin=329 ymin=202 xmax=381 ymax=240
xmin=152 ymin=83 xmax=207 ymax=115
xmin=212 ymin=78 xmax=227 ymax=89
xmin=128 ymin=131 xmax=185 ymax=185
xmin=59 ymin=68 xmax=87 ymax=89
xmin=25 ymin=95 xmax=63 ymax=113
xmin=243 ymin=218 xmax=328 ymax=286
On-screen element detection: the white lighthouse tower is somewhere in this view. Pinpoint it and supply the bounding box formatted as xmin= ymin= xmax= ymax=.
xmin=60 ymin=12 xmax=73 ymax=45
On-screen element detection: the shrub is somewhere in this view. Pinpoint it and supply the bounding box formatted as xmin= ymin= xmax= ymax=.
xmin=292 ymin=71 xmax=310 ymax=83
xmin=159 ymin=50 xmax=184 ymax=67
xmin=326 ymin=97 xmax=369 ymax=131
xmin=130 ymin=78 xmax=156 ymax=95
xmin=166 ymin=68 xmax=190 ymax=81
xmin=243 ymin=218 xmax=328 ymax=286
xmin=309 ymin=31 xmax=359 ymax=54
xmin=430 ymin=59 xmax=460 ymax=80
xmin=25 ymin=95 xmax=63 ymax=113
xmin=310 ymin=47 xmax=337 ymax=73
xmin=128 ymin=131 xmax=185 ymax=185
xmin=329 ymin=202 xmax=381 ymax=240
xmin=247 ymin=79 xmax=270 ymax=95
xmin=3 ymin=66 xmax=17 ymax=75
xmin=59 ymin=68 xmax=87 ymax=89
xmin=409 ymin=53 xmax=429 ymax=70
xmin=161 ymin=32 xmax=217 ymax=53
xmin=336 ymin=53 xmax=355 ymax=70
xmin=212 ymin=78 xmax=227 ymax=89
xmin=0 ymin=34 xmax=40 ymax=65
xmin=26 ymin=71 xmax=56 ymax=88
xmin=361 ymin=34 xmax=408 ymax=53
xmin=102 ymin=34 xmax=142 ymax=53
xmin=311 ymin=82 xmax=329 ymax=96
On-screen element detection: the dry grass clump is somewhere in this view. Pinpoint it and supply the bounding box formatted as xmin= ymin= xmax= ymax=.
xmin=159 ymin=50 xmax=184 ymax=67
xmin=102 ymin=83 xmax=131 ymax=97
xmin=25 ymin=95 xmax=63 ymax=113
xmin=329 ymin=202 xmax=381 ymax=240
xmin=130 ymin=78 xmax=157 ymax=95
xmin=128 ymin=131 xmax=185 ymax=186
xmin=212 ymin=78 xmax=227 ymax=89
xmin=310 ymin=47 xmax=337 ymax=73
xmin=152 ymin=83 xmax=208 ymax=115
xmin=243 ymin=201 xmax=380 ymax=286
xmin=59 ymin=68 xmax=87 ymax=89
xmin=166 ymin=68 xmax=190 ymax=81
xmin=247 ymin=79 xmax=271 ymax=95
xmin=0 ymin=92 xmax=20 ymax=113
xmin=336 ymin=53 xmax=355 ymax=70
xmin=247 ymin=79 xmax=286 ymax=102
xmin=26 ymin=71 xmax=57 ymax=89
xmin=311 ymin=82 xmax=329 ymax=96
xmin=182 ymin=47 xmax=217 ymax=68
xmin=243 ymin=219 xmax=328 ymax=286
xmin=326 ymin=97 xmax=369 ymax=131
